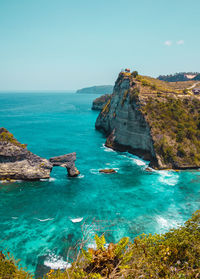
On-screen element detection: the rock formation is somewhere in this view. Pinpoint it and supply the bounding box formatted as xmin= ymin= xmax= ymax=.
xmin=0 ymin=128 xmax=52 ymax=180
xmin=95 ymin=71 xmax=200 ymax=169
xmin=0 ymin=128 xmax=80 ymax=180
xmin=49 ymin=153 xmax=80 ymax=177
xmin=99 ymin=169 xmax=116 ymax=174
xmin=92 ymin=94 xmax=111 ymax=110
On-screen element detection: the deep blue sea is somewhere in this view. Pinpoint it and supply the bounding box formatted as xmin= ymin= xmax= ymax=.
xmin=0 ymin=92 xmax=200 ymax=276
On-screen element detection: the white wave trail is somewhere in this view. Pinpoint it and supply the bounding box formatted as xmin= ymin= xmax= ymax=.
xmin=70 ymin=217 xmax=83 ymax=223
xmin=34 ymin=218 xmax=54 ymax=222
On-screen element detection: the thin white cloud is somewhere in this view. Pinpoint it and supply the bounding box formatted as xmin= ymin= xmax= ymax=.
xmin=164 ymin=40 xmax=172 ymax=46
xmin=177 ymin=40 xmax=184 ymax=45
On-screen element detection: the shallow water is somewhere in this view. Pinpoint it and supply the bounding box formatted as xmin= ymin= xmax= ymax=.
xmin=0 ymin=92 xmax=200 ymax=276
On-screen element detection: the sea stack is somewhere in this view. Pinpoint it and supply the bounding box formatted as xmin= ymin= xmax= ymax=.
xmin=49 ymin=153 xmax=80 ymax=177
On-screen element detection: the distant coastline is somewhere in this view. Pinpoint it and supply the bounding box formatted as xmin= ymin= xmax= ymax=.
xmin=76 ymin=85 xmax=113 ymax=95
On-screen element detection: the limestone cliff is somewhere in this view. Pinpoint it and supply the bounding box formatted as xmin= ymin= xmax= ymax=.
xmin=95 ymin=71 xmax=200 ymax=169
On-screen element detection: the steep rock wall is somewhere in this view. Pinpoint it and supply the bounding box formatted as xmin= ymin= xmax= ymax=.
xmin=95 ymin=74 xmax=156 ymax=164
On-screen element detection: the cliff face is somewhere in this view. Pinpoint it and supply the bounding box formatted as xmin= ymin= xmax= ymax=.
xmin=95 ymin=72 xmax=200 ymax=169
xmin=95 ymin=75 xmax=155 ymax=162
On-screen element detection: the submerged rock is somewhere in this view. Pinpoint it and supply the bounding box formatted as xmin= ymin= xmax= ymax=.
xmin=99 ymin=169 xmax=116 ymax=174
xmin=0 ymin=128 xmax=52 ymax=180
xmin=49 ymin=153 xmax=80 ymax=177
xmin=92 ymin=94 xmax=111 ymax=110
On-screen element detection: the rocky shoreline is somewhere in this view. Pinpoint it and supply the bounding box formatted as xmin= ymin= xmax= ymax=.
xmin=0 ymin=128 xmax=79 ymax=181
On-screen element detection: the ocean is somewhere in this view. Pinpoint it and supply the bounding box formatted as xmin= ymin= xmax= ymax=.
xmin=0 ymin=92 xmax=200 ymax=276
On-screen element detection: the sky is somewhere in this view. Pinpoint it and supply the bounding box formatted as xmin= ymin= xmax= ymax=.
xmin=0 ymin=0 xmax=199 ymax=91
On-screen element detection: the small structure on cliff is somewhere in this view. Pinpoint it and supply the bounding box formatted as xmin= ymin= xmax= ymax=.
xmin=0 ymin=128 xmax=80 ymax=181
xmin=193 ymin=88 xmax=200 ymax=95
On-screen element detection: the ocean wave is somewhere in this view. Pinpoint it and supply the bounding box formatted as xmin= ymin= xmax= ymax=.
xmin=121 ymin=153 xmax=148 ymax=167
xmin=70 ymin=217 xmax=83 ymax=223
xmin=34 ymin=218 xmax=54 ymax=222
xmin=12 ymin=217 xmax=18 ymax=219
xmin=90 ymin=169 xmax=100 ymax=175
xmin=132 ymin=158 xmax=147 ymax=166
xmin=44 ymin=254 xmax=71 ymax=270
xmin=158 ymin=171 xmax=179 ymax=186
xmin=156 ymin=215 xmax=180 ymax=232
xmin=40 ymin=178 xmax=56 ymax=182
xmin=78 ymin=174 xmax=85 ymax=179
xmin=101 ymin=144 xmax=116 ymax=153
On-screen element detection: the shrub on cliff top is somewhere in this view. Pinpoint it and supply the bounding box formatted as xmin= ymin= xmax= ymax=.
xmin=142 ymin=96 xmax=200 ymax=167
xmin=0 ymin=128 xmax=27 ymax=149
xmin=0 ymin=251 xmax=32 ymax=278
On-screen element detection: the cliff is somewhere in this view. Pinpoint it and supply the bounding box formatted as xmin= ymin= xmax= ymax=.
xmin=76 ymin=85 xmax=113 ymax=95
xmin=92 ymin=94 xmax=111 ymax=110
xmin=95 ymin=71 xmax=200 ymax=169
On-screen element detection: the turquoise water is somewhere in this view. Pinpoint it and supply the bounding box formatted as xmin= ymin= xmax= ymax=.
xmin=0 ymin=93 xmax=200 ymax=276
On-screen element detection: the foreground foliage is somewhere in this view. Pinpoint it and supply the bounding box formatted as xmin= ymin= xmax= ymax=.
xmin=0 ymin=251 xmax=31 ymax=278
xmin=2 ymin=210 xmax=200 ymax=278
xmin=46 ymin=210 xmax=200 ymax=278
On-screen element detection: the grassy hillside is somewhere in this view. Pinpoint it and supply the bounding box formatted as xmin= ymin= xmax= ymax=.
xmin=114 ymin=72 xmax=200 ymax=169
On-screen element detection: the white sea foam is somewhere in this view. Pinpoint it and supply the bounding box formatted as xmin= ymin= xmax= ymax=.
xmin=158 ymin=171 xmax=179 ymax=186
xmin=70 ymin=217 xmax=83 ymax=223
xmin=121 ymin=154 xmax=148 ymax=167
xmin=12 ymin=217 xmax=18 ymax=219
xmin=90 ymin=169 xmax=100 ymax=175
xmin=44 ymin=254 xmax=71 ymax=270
xmin=156 ymin=216 xmax=179 ymax=232
xmin=101 ymin=144 xmax=116 ymax=152
xmin=34 ymin=218 xmax=54 ymax=222
xmin=40 ymin=178 xmax=56 ymax=182
xmin=78 ymin=174 xmax=85 ymax=179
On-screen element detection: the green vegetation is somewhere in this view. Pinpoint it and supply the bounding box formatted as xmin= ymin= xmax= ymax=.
xmin=136 ymin=75 xmax=183 ymax=94
xmin=158 ymin=72 xmax=200 ymax=82
xmin=131 ymin=71 xmax=138 ymax=78
xmin=142 ymin=96 xmax=200 ymax=167
xmin=2 ymin=210 xmax=200 ymax=278
xmin=116 ymin=71 xmax=200 ymax=168
xmin=0 ymin=251 xmax=32 ymax=278
xmin=101 ymin=99 xmax=111 ymax=116
xmin=0 ymin=128 xmax=27 ymax=149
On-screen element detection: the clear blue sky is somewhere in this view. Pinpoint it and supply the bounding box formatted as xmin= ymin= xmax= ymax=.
xmin=0 ymin=0 xmax=199 ymax=90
